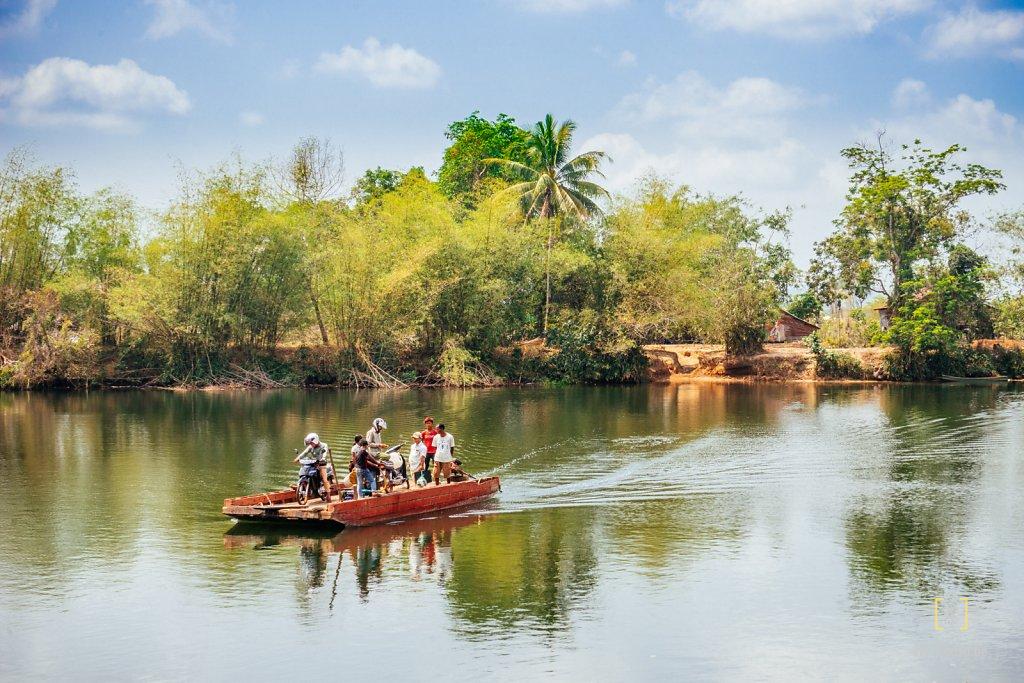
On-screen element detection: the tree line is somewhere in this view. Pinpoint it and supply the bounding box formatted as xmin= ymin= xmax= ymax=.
xmin=1 ymin=114 xmax=1022 ymax=388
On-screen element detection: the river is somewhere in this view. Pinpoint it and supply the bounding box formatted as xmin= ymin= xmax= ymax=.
xmin=1 ymin=384 xmax=1022 ymax=680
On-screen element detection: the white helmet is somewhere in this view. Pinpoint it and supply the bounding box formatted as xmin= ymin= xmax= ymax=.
xmin=372 ymin=418 xmax=387 ymax=431
xmin=304 ymin=432 xmax=320 ymax=446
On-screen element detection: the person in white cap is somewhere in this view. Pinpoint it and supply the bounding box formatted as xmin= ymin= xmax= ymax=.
xmin=409 ymin=431 xmax=428 ymax=486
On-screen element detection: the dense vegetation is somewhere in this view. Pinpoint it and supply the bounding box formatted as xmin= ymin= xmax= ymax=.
xmin=1 ymin=117 xmax=1022 ymax=389
xmin=805 ymin=138 xmax=1024 ymax=379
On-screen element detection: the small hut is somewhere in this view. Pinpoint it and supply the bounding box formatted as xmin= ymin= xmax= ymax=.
xmin=767 ymin=309 xmax=819 ymax=342
xmin=874 ymin=304 xmax=892 ymax=331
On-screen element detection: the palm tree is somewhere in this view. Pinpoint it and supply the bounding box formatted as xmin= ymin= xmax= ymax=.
xmin=486 ymin=114 xmax=610 ymax=337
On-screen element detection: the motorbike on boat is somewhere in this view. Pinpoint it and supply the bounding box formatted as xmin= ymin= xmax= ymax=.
xmin=296 ymin=457 xmax=331 ymax=506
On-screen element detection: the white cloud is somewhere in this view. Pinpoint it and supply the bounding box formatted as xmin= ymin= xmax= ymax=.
xmin=239 ymin=110 xmax=264 ymax=126
xmin=144 ymin=0 xmax=233 ymax=43
xmin=667 ymin=0 xmax=929 ymax=39
xmin=315 ymin=38 xmax=441 ymax=89
xmin=0 ymin=0 xmax=56 ymax=38
xmin=0 ymin=57 xmax=190 ymax=131
xmin=925 ymin=6 xmax=1024 ymax=60
xmin=907 ymin=93 xmax=1018 ymax=144
xmin=510 ymin=0 xmax=626 ymax=13
xmin=615 ymin=71 xmax=808 ymax=142
xmin=867 ymin=88 xmax=1023 ymax=235
xmin=891 ymin=78 xmax=930 ymax=109
xmin=617 ymin=49 xmax=637 ymax=66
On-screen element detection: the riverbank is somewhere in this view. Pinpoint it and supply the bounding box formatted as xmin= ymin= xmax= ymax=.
xmin=644 ymin=342 xmax=883 ymax=383
xmin=4 ymin=338 xmax=1023 ymax=390
xmin=643 ymin=340 xmax=1024 ymax=384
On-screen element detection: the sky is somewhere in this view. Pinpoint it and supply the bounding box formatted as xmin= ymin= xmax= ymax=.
xmin=2 ymin=0 xmax=1024 ymax=264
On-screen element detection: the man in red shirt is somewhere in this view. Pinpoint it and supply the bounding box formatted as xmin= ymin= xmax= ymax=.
xmin=421 ymin=416 xmax=438 ymax=485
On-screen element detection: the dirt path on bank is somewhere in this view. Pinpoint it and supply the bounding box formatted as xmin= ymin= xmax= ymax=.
xmin=643 ymin=342 xmax=892 ymax=383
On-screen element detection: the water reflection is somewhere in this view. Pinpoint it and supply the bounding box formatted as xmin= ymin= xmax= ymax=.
xmin=844 ymin=386 xmax=1008 ymax=600
xmin=2 ymin=385 xmax=1023 ymax=679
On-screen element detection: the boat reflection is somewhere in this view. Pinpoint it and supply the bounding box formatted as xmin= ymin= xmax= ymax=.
xmin=223 ymin=513 xmax=488 ymax=605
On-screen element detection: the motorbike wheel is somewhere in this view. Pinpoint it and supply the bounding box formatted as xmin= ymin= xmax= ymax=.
xmin=297 ymin=479 xmax=309 ymax=506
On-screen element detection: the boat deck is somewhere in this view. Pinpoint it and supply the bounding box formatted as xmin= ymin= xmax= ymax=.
xmin=223 ymin=476 xmax=501 ymax=527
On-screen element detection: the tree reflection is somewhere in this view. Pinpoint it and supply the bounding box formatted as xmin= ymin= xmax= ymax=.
xmin=444 ymin=507 xmax=598 ymax=636
xmin=844 ymin=386 xmax=1004 ymax=599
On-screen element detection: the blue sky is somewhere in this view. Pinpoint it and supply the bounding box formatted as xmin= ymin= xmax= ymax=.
xmin=2 ymin=0 xmax=1024 ymax=263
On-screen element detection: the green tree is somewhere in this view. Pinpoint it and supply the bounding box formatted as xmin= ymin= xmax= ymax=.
xmin=786 ymin=291 xmax=822 ymax=321
xmin=0 ymin=149 xmax=78 ymax=302
xmin=486 ymin=114 xmax=610 ymax=337
xmin=604 ymin=180 xmax=794 ymax=354
xmin=437 ymin=112 xmax=530 ymax=203
xmin=279 ymin=137 xmax=346 ymax=344
xmin=809 ymin=138 xmax=1003 ymax=314
xmin=351 ymin=167 xmax=406 ymax=206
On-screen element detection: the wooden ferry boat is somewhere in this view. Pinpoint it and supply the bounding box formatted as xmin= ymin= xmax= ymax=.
xmin=222 ymin=476 xmax=501 ymax=527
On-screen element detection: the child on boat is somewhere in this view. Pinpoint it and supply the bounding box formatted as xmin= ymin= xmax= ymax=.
xmin=410 ymin=432 xmax=428 ymax=486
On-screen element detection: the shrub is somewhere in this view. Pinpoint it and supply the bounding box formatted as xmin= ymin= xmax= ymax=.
xmin=879 ymin=345 xmax=994 ymax=381
xmin=994 ymin=296 xmax=1024 ymax=340
xmin=807 ymin=333 xmax=865 ymax=379
xmin=546 ymin=312 xmax=647 ymax=383
xmin=988 ymin=345 xmax=1024 ymax=378
xmin=435 ymin=337 xmax=499 ymax=387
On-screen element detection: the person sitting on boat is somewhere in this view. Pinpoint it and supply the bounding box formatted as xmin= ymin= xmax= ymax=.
xmin=366 ymin=418 xmax=388 ymax=458
xmin=410 ymin=432 xmax=428 ymax=486
xmin=449 ymin=459 xmax=470 ymax=483
xmin=382 ymin=449 xmax=409 ymax=493
xmin=293 ymin=433 xmax=333 ymax=503
xmin=354 ymin=437 xmax=391 ymax=498
xmin=347 ymin=434 xmax=362 ymax=488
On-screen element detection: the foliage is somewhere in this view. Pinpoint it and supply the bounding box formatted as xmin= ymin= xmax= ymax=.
xmin=351 ymin=166 xmax=406 ymax=205
xmin=807 ymin=332 xmax=866 ymax=379
xmin=487 ymin=114 xmax=609 ymax=221
xmin=786 ymin=291 xmax=821 ymax=321
xmin=808 ymin=138 xmax=1003 ymax=312
xmin=988 ymin=345 xmax=1024 ymax=378
xmin=435 ymin=336 xmax=499 ymax=387
xmin=602 ymin=179 xmax=794 ymax=355
xmin=0 ymin=148 xmax=80 ymax=306
xmin=994 ymin=296 xmax=1024 ymax=339
xmin=2 ymin=290 xmax=102 ymax=388
xmin=109 ymin=160 xmax=309 ymax=373
xmin=545 ymin=310 xmax=647 ymax=384
xmin=437 ymin=112 xmax=531 ymax=204
xmin=4 ymin=124 xmax=1010 ymax=388
xmin=817 ymin=309 xmax=882 ymax=347
xmin=485 ymin=113 xmax=611 ymax=338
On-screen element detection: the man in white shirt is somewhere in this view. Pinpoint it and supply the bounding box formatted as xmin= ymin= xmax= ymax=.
xmin=431 ymin=423 xmax=455 ymax=485
xmin=409 ymin=432 xmax=428 ymax=486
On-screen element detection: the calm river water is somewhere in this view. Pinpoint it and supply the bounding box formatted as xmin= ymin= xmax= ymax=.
xmin=1 ymin=384 xmax=1023 ymax=681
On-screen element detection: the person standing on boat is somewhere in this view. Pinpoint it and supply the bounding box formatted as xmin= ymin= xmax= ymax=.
xmin=366 ymin=418 xmax=388 ymax=458
xmin=294 ymin=433 xmax=333 ymax=503
xmin=354 ymin=437 xmax=389 ymax=497
xmin=421 ymin=416 xmax=438 ymax=485
xmin=410 ymin=431 xmax=428 ymax=486
xmin=431 ymin=423 xmax=455 ymax=485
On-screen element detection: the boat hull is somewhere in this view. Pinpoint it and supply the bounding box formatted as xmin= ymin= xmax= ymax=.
xmin=222 ymin=476 xmax=500 ymax=527
xmin=940 ymin=374 xmax=1009 ymax=385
